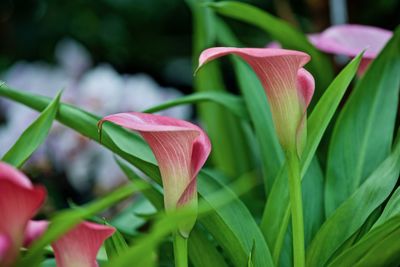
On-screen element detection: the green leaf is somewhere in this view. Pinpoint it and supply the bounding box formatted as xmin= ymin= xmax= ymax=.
xmin=372 ymin=186 xmax=400 ymax=229
xmin=188 ymin=228 xmax=229 ymax=267
xmin=144 ymin=91 xmax=249 ymax=120
xmin=304 ymin=53 xmax=363 ymax=169
xmin=2 ymin=90 xmax=61 ymax=167
xmin=259 ymin=53 xmax=362 ymax=264
xmin=208 ymin=1 xmax=334 ymax=100
xmin=198 ymin=171 xmax=274 ymax=267
xmin=325 ymin=27 xmax=400 ymax=216
xmin=0 ymin=85 xmax=274 ymax=267
xmin=327 ymin=215 xmax=400 ymax=267
xmin=116 ymin=158 xmax=229 ymax=267
xmin=185 ymin=0 xmax=255 ymax=177
xmin=306 ymin=135 xmax=400 ymax=267
xmin=17 ymin=183 xmax=147 ymax=267
xmin=247 ymin=240 xmax=256 ymax=267
xmin=104 ymin=222 xmax=129 ymax=259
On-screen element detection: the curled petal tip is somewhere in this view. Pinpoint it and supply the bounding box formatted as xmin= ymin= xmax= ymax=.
xmin=296 ymin=68 xmax=315 ymax=107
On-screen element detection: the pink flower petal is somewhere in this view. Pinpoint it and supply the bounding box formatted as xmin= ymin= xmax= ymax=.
xmin=0 ymin=162 xmax=46 ymax=266
xmin=308 ymin=33 xmax=321 ymax=46
xmin=99 ymin=112 xmax=211 ymax=212
xmin=265 ymin=41 xmax=281 ymax=48
xmin=0 ymin=161 xmax=33 ymax=189
xmin=0 ymin=234 xmax=11 ymax=262
xmin=52 ymin=221 xmax=115 ymax=267
xmin=314 ymin=24 xmax=392 ymax=59
xmin=198 ymin=47 xmax=313 ymax=152
xmin=100 ymin=113 xmax=211 ymax=236
xmin=23 ymin=220 xmax=48 ymax=247
xmin=296 ymin=68 xmax=315 ymax=107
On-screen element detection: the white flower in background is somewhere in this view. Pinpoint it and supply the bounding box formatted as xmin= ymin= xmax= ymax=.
xmin=77 ymin=64 xmax=124 ymax=115
xmin=55 ymin=38 xmax=92 ymax=79
xmin=0 ymin=39 xmax=191 ymax=192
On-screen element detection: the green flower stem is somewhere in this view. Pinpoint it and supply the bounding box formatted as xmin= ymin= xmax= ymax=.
xmin=173 ymin=232 xmax=188 ymax=267
xmin=286 ymin=149 xmax=305 ymax=267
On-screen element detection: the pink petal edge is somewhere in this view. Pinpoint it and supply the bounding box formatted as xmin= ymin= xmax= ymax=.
xmin=0 ymin=234 xmax=11 ymax=261
xmin=0 ymin=162 xmax=33 ymax=189
xmin=23 ymin=220 xmax=49 ymax=247
xmin=314 ymin=24 xmax=392 ymax=58
xmin=0 ymin=162 xmax=47 ymax=267
xmin=52 ymin=221 xmax=115 ymax=267
xmin=99 ymin=112 xmax=211 ymax=182
xmin=296 ymin=68 xmax=315 ymax=107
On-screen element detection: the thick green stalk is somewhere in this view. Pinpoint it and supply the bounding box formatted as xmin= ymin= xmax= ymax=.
xmin=173 ymin=232 xmax=188 ymax=267
xmin=286 ymin=149 xmax=305 ymax=267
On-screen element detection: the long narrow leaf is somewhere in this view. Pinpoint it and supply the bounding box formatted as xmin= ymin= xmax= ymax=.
xmin=325 ymin=27 xmax=400 ymax=216
xmin=327 ymin=215 xmax=400 ymax=267
xmin=306 ymin=133 xmax=400 ymax=267
xmin=372 ymin=186 xmax=400 ymax=229
xmin=144 ymin=91 xmax=249 ymax=120
xmin=2 ymin=90 xmax=61 ymax=167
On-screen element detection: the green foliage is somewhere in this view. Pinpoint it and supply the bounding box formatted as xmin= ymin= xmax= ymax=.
xmin=104 ymin=223 xmax=129 ymax=259
xmin=325 ymin=27 xmax=400 ymax=216
xmin=307 ymin=134 xmax=400 ymax=267
xmin=327 ymin=215 xmax=400 ymax=267
xmin=1 ymin=89 xmax=61 ymax=167
xmin=0 ymin=85 xmax=273 ymax=266
xmin=0 ymin=3 xmax=399 ymax=267
xmin=144 ymin=91 xmax=249 ymax=120
xmin=17 ymin=183 xmax=147 ymax=267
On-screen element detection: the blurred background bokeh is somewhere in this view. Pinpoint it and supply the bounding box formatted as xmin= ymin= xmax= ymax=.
xmin=0 ymin=0 xmax=399 ymax=208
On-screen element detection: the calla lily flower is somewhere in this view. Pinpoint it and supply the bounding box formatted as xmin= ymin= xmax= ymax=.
xmin=198 ymin=48 xmax=314 ymax=154
xmin=52 ymin=221 xmax=115 ymax=267
xmin=313 ymin=24 xmax=392 ymax=75
xmin=99 ymin=112 xmax=211 ymax=237
xmin=0 ymin=161 xmax=47 ymax=267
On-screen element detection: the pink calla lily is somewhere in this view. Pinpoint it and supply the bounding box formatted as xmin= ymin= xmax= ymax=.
xmin=313 ymin=24 xmax=392 ymax=75
xmin=0 ymin=162 xmax=47 ymax=267
xmin=52 ymin=221 xmax=115 ymax=267
xmin=99 ymin=112 xmax=211 ymax=236
xmin=198 ymin=48 xmax=314 ymax=154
